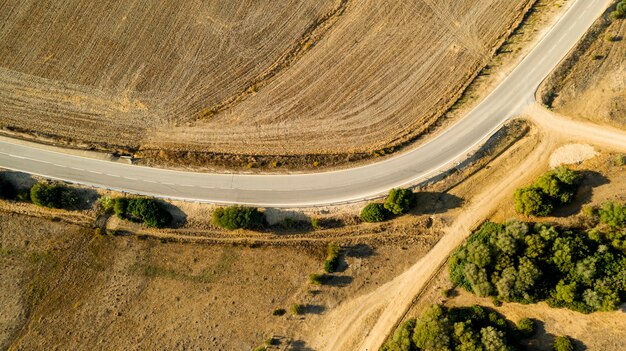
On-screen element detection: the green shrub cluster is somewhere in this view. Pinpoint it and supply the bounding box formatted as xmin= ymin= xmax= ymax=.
xmin=30 ymin=183 xmax=78 ymax=209
xmin=113 ymin=197 xmax=172 ymax=228
xmin=588 ymin=201 xmax=626 ymax=251
xmin=323 ymin=242 xmax=341 ymax=273
xmin=360 ymin=188 xmax=416 ymax=223
xmin=384 ymin=188 xmax=416 ymax=215
xmin=449 ymin=219 xmax=626 ymax=313
xmin=309 ymin=273 xmax=327 ymax=285
xmin=514 ymin=167 xmax=580 ymax=216
xmin=381 ymin=304 xmax=536 ymax=351
xmin=290 ymin=303 xmax=302 ymax=315
xmin=553 ymin=335 xmax=574 ymax=351
xmin=610 ymin=0 xmax=626 ymax=19
xmin=212 ymin=206 xmax=263 ymax=230
xmin=360 ymin=203 xmax=389 ymax=223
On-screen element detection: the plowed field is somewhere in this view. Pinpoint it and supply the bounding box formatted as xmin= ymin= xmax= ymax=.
xmin=0 ymin=0 xmax=532 ymax=164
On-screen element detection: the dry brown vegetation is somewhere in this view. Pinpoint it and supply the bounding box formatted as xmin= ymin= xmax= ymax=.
xmin=0 ymin=0 xmax=532 ymax=167
xmin=0 ymin=210 xmax=443 ymax=350
xmin=541 ymin=4 xmax=626 ymax=129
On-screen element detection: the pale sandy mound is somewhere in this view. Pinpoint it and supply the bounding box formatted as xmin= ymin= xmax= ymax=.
xmin=549 ymin=143 xmax=597 ymax=168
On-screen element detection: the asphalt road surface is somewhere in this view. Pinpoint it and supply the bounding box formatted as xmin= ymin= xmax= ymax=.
xmin=0 ymin=0 xmax=609 ymax=207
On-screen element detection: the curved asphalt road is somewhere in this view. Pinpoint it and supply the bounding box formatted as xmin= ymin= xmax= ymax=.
xmin=0 ymin=0 xmax=609 ymax=207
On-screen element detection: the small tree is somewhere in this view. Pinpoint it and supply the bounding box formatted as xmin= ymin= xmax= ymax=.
xmin=309 ymin=273 xmax=326 ymax=285
xmin=212 ymin=206 xmax=263 ymax=230
xmin=114 ymin=198 xmax=128 ymax=218
xmin=323 ymin=242 xmax=341 ymax=273
xmin=290 ymin=304 xmax=303 ymax=315
xmin=360 ymin=203 xmax=390 ymax=223
xmin=553 ymin=336 xmax=574 ymax=351
xmin=514 ymin=186 xmax=553 ymax=216
xmin=384 ymin=188 xmax=416 ymax=215
xmin=517 ymin=318 xmax=535 ymax=338
xmin=30 ymin=183 xmax=63 ymax=208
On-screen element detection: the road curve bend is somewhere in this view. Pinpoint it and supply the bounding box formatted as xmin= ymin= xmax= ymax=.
xmin=0 ymin=0 xmax=610 ymax=207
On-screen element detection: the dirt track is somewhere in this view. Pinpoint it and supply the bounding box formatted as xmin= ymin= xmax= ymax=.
xmin=0 ymin=0 xmax=531 ymax=160
xmin=308 ymin=106 xmax=626 ymax=350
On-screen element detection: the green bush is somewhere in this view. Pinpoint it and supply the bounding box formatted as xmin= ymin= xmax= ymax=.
xmin=114 ymin=197 xmax=128 ymax=218
xmin=514 ymin=186 xmax=553 ymax=216
xmin=114 ymin=197 xmax=171 ymax=228
xmin=212 ymin=206 xmax=263 ymax=230
xmin=611 ymin=0 xmax=625 ymax=19
xmin=29 ymin=183 xmax=78 ymax=209
xmin=514 ymin=167 xmax=579 ymax=216
xmin=290 ymin=304 xmax=303 ymax=315
xmin=98 ymin=196 xmax=115 ymax=213
xmin=598 ymin=202 xmax=626 ymax=228
xmin=272 ymin=308 xmax=286 ymax=316
xmin=384 ymin=188 xmax=416 ymax=215
xmin=517 ymin=318 xmax=535 ymax=338
xmin=360 ymin=203 xmax=390 ymax=223
xmin=615 ymin=154 xmax=626 ymax=166
xmin=0 ymin=176 xmax=16 ymax=200
xmin=553 ymin=336 xmax=574 ymax=351
xmin=309 ymin=273 xmax=326 ymax=285
xmin=323 ymin=242 xmax=341 ymax=273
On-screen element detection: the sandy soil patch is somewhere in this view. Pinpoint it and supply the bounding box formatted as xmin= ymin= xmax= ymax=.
xmin=541 ymin=6 xmax=626 ymax=129
xmin=549 ymin=143 xmax=598 ymax=168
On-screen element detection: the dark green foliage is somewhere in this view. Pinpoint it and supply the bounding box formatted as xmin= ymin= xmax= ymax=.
xmin=514 ymin=167 xmax=580 ymax=216
xmin=449 ymin=220 xmax=626 ymax=313
xmin=324 ymin=242 xmax=341 ymax=273
xmin=289 ymin=304 xmax=302 ymax=315
xmin=0 ymin=175 xmax=16 ymax=200
xmin=272 ymin=308 xmax=286 ymax=316
xmin=514 ymin=186 xmax=553 ymax=216
xmin=517 ymin=318 xmax=535 ymax=338
xmin=611 ymin=0 xmax=626 ymax=19
xmin=598 ymin=201 xmax=626 ymax=229
xmin=380 ymin=319 xmax=416 ymax=351
xmin=114 ymin=197 xmax=128 ymax=218
xmin=309 ymin=273 xmax=326 ymax=285
xmin=29 ymin=182 xmax=78 ymax=209
xmin=384 ymin=188 xmax=416 ymax=215
xmin=212 ymin=206 xmax=263 ymax=230
xmin=553 ymin=336 xmax=574 ymax=351
xmin=114 ymin=197 xmax=171 ymax=228
xmin=360 ymin=203 xmax=390 ymax=223
xmin=384 ymin=304 xmax=535 ymax=351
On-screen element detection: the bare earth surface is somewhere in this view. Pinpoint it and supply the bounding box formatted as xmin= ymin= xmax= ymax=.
xmin=306 ymin=107 xmax=626 ymax=351
xmin=0 ymin=206 xmax=444 ymax=350
xmin=544 ymin=8 xmax=626 ymax=128
xmin=0 ymin=0 xmax=531 ymax=160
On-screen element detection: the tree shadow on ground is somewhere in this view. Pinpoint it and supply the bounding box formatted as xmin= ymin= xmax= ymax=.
xmin=413 ymin=192 xmax=464 ymax=215
xmin=287 ymin=340 xmax=315 ymax=351
xmin=522 ymin=319 xmax=586 ymax=351
xmin=70 ymin=187 xmax=100 ymax=211
xmin=158 ymin=201 xmax=187 ymax=228
xmin=0 ymin=170 xmax=36 ymax=193
xmin=344 ymin=243 xmax=375 ymax=259
xmin=324 ymin=275 xmax=353 ymax=287
xmin=553 ymin=170 xmax=609 ymax=217
xmin=302 ymin=304 xmax=326 ymax=315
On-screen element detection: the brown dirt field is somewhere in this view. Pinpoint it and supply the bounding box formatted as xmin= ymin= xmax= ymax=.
xmin=0 ymin=0 xmax=533 ymax=166
xmin=541 ymin=6 xmax=626 ymax=129
xmin=0 ymin=210 xmax=441 ymax=350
